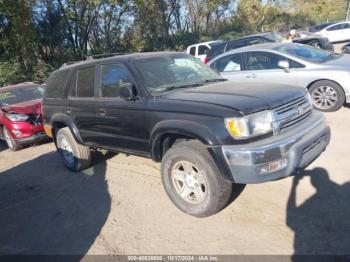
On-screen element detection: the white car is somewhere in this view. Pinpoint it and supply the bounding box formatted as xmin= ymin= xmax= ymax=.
xmin=186 ymin=41 xmax=222 ymax=63
xmin=316 ymin=21 xmax=350 ymax=43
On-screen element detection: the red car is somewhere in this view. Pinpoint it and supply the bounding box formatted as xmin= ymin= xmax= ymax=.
xmin=0 ymin=82 xmax=47 ymax=151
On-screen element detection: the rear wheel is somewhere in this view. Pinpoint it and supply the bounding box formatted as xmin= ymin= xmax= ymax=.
xmin=56 ymin=127 xmax=91 ymax=171
xmin=161 ymin=140 xmax=233 ymax=217
xmin=309 ymin=80 xmax=345 ymax=112
xmin=3 ymin=127 xmax=20 ymax=151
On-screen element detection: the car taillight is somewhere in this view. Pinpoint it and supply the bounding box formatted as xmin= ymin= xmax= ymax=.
xmin=204 ymin=56 xmax=209 ymax=64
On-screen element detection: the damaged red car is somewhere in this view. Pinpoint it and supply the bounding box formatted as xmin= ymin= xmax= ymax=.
xmin=0 ymin=82 xmax=47 ymax=151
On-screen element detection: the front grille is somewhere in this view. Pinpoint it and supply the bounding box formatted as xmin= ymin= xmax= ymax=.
xmin=27 ymin=114 xmax=43 ymax=126
xmin=273 ymin=96 xmax=312 ymax=134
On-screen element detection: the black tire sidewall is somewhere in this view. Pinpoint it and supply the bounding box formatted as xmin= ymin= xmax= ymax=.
xmin=161 ymin=141 xmax=232 ymax=217
xmin=309 ymin=80 xmax=345 ymax=112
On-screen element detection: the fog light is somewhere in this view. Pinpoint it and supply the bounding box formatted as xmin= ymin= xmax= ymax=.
xmin=12 ymin=130 xmax=22 ymax=137
xmin=256 ymin=158 xmax=288 ymax=175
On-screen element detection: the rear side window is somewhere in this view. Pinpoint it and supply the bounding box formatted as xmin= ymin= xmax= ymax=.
xmin=189 ymin=46 xmax=196 ymax=56
xmin=76 ymin=66 xmax=95 ymax=97
xmin=100 ymin=64 xmax=134 ymax=98
xmin=327 ymin=24 xmax=342 ymax=31
xmin=45 ymin=70 xmax=70 ymax=98
xmin=226 ymin=41 xmax=246 ymax=51
xmin=198 ymin=45 xmax=209 ymax=55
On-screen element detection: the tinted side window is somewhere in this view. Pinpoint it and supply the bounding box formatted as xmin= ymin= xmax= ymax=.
xmin=198 ymin=45 xmax=209 ymax=55
xmin=245 ymin=52 xmax=287 ymax=70
xmin=45 ymin=70 xmax=70 ymax=98
xmin=246 ymin=38 xmax=268 ymax=46
xmin=100 ymin=64 xmax=134 ymax=98
xmin=289 ymin=59 xmax=305 ymax=68
xmin=76 ymin=67 xmax=95 ymax=97
xmin=189 ymin=47 xmax=196 ymax=56
xmin=226 ymin=41 xmax=246 ymax=51
xmin=212 ymin=54 xmax=242 ymax=73
xmin=327 ymin=24 xmax=341 ymax=31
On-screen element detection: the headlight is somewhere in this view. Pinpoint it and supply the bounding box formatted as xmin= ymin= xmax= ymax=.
xmin=225 ymin=111 xmax=273 ymax=139
xmin=5 ymin=113 xmax=29 ymax=122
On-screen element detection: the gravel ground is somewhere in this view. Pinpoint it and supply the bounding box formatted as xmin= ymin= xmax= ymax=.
xmin=0 ymin=108 xmax=349 ymax=256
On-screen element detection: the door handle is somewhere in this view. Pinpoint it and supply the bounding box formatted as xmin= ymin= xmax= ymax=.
xmin=98 ymin=108 xmax=107 ymax=116
xmin=245 ymin=73 xmax=256 ymax=79
xmin=66 ymin=108 xmax=72 ymax=114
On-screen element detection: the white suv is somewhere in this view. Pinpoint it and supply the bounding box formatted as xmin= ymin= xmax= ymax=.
xmin=186 ymin=40 xmax=222 ymax=63
xmin=316 ymin=21 xmax=350 ymax=43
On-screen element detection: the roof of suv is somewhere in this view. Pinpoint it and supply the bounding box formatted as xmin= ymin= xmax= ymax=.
xmin=59 ymin=51 xmax=184 ymax=70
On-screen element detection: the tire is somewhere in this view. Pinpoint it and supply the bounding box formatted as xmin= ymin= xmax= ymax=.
xmin=56 ymin=127 xmax=91 ymax=171
xmin=309 ymin=80 xmax=345 ymax=112
xmin=3 ymin=127 xmax=20 ymax=151
xmin=161 ymin=140 xmax=233 ymax=217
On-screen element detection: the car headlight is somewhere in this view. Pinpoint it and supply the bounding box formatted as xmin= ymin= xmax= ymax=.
xmin=225 ymin=111 xmax=273 ymax=139
xmin=5 ymin=113 xmax=29 ymax=122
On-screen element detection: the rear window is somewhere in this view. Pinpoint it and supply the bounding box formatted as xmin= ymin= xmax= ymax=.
xmin=76 ymin=66 xmax=95 ymax=97
xmin=45 ymin=70 xmax=70 ymax=98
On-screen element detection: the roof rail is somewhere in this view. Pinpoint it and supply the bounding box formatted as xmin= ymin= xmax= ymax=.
xmin=60 ymin=61 xmax=82 ymax=68
xmin=59 ymin=52 xmax=129 ymax=69
xmin=86 ymin=52 xmax=128 ymax=60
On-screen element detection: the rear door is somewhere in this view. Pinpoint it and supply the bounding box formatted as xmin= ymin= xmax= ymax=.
xmin=66 ymin=65 xmax=100 ymax=145
xmin=324 ymin=24 xmax=344 ymax=42
xmin=93 ymin=62 xmax=148 ymax=154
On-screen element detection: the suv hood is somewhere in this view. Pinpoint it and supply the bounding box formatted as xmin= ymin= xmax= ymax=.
xmin=1 ymin=99 xmax=42 ymax=115
xmin=161 ymin=82 xmax=306 ymax=115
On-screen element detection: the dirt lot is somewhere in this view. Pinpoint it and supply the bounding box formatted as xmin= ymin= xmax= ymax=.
xmin=0 ymin=108 xmax=349 ymax=256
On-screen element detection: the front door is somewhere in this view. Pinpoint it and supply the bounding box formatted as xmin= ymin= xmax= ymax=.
xmin=93 ymin=62 xmax=148 ymax=154
xmin=242 ymin=51 xmax=302 ymax=87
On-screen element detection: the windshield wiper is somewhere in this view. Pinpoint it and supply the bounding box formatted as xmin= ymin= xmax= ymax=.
xmin=154 ymin=83 xmax=203 ymax=93
xmin=204 ymin=78 xmax=227 ymax=84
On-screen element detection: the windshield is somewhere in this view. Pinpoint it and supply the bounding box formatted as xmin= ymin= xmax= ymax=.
xmin=275 ymin=44 xmax=339 ymax=63
xmin=133 ymin=54 xmax=223 ymax=93
xmin=0 ymin=85 xmax=44 ymax=106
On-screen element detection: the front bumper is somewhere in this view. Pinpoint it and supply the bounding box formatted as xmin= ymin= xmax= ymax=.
xmin=15 ymin=132 xmax=48 ymax=146
xmin=218 ymin=111 xmax=330 ymax=184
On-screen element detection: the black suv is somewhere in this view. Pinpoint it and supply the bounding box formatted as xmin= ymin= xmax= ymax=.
xmin=43 ymin=52 xmax=330 ymax=217
xmin=206 ymin=32 xmax=334 ymax=63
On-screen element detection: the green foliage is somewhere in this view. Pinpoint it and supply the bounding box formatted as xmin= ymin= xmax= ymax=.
xmin=0 ymin=0 xmax=348 ymax=87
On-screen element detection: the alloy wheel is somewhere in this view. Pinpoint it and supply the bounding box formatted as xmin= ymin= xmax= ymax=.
xmin=171 ymin=160 xmax=208 ymax=204
xmin=311 ymin=85 xmax=338 ymax=110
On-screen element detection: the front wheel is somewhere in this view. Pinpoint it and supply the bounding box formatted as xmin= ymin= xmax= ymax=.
xmin=3 ymin=127 xmax=20 ymax=151
xmin=56 ymin=127 xmax=91 ymax=171
xmin=161 ymin=140 xmax=233 ymax=217
xmin=309 ymin=80 xmax=345 ymax=112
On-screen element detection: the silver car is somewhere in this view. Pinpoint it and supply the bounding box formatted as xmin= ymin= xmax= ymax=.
xmin=208 ymin=43 xmax=350 ymax=112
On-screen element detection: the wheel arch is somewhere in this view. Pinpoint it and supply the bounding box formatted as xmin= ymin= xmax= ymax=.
xmin=150 ymin=120 xmax=220 ymax=162
xmin=50 ymin=114 xmax=83 ymax=144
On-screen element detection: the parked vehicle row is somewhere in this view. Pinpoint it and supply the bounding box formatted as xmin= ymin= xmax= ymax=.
xmin=187 ymin=32 xmax=334 ymax=65
xmin=42 ymin=52 xmax=330 ymax=217
xmin=0 ymin=83 xmax=47 ymax=151
xmin=208 ymin=43 xmax=350 ymax=112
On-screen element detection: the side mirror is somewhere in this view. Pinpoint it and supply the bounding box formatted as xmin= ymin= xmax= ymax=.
xmin=278 ymin=60 xmax=290 ymax=73
xmin=120 ymin=83 xmax=136 ymax=101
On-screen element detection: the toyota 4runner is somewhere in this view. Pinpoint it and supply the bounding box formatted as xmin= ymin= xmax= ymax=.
xmin=43 ymin=52 xmax=330 ymax=217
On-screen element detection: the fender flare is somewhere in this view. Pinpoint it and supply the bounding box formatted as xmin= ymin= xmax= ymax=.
xmin=150 ymin=120 xmax=219 ymax=161
xmin=50 ymin=114 xmax=83 ymax=144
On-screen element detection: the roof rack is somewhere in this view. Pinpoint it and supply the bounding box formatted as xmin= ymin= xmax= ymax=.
xmin=86 ymin=52 xmax=128 ymax=60
xmin=59 ymin=52 xmax=129 ymax=69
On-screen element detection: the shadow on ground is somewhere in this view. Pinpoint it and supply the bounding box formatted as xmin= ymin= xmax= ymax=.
xmin=287 ymin=168 xmax=350 ymax=256
xmin=0 ymin=141 xmax=7 ymax=153
xmin=0 ymin=150 xmax=114 ymax=255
